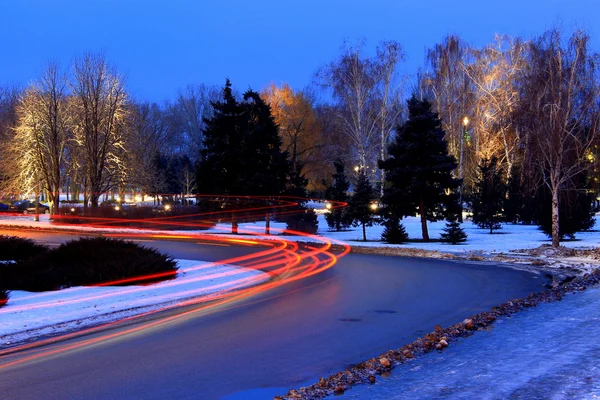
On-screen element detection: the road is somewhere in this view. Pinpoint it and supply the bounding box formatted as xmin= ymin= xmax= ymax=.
xmin=0 ymin=229 xmax=546 ymax=399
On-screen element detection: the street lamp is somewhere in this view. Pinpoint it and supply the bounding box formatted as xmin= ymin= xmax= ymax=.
xmin=458 ymin=116 xmax=469 ymax=222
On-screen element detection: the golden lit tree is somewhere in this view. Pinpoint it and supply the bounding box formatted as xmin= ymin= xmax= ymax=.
xmin=7 ymin=62 xmax=70 ymax=214
xmin=70 ymin=52 xmax=129 ymax=208
xmin=261 ymin=83 xmax=323 ymax=189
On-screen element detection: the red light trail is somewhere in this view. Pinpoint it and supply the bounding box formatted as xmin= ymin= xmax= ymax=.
xmin=0 ymin=196 xmax=350 ymax=370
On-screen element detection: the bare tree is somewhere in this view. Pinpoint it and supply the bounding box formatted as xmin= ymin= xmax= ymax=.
xmin=7 ymin=62 xmax=69 ymax=214
xmin=465 ymin=35 xmax=528 ymax=175
xmin=520 ymin=29 xmax=600 ymax=247
xmin=374 ymin=40 xmax=405 ymax=196
xmin=70 ymin=53 xmax=128 ymax=208
xmin=317 ymin=40 xmax=380 ymax=172
xmin=165 ymin=84 xmax=219 ymax=161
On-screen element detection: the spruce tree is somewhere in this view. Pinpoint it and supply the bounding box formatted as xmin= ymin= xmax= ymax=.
xmin=504 ymin=164 xmax=525 ymax=224
xmin=472 ymin=157 xmax=506 ymax=233
xmin=196 ymin=80 xmax=290 ymax=233
xmin=347 ymin=170 xmax=375 ymax=241
xmin=324 ymin=160 xmax=351 ymax=231
xmin=379 ymin=96 xmax=460 ymax=241
xmin=381 ymin=216 xmax=409 ymax=244
xmin=441 ymin=220 xmax=467 ymax=244
xmin=282 ymin=161 xmax=318 ymax=234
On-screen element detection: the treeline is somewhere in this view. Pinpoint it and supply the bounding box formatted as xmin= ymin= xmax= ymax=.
xmin=0 ymin=27 xmax=599 ymax=247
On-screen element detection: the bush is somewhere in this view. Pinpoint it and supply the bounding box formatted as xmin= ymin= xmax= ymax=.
xmin=0 ymin=235 xmax=49 ymax=261
xmin=0 ymin=289 xmax=8 ymax=307
xmin=1 ymin=237 xmax=178 ymax=292
xmin=381 ymin=218 xmax=409 ymax=244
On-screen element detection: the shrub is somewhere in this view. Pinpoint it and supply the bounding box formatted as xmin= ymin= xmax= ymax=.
xmin=0 ymin=289 xmax=8 ymax=307
xmin=0 ymin=235 xmax=49 ymax=261
xmin=1 ymin=237 xmax=178 ymax=292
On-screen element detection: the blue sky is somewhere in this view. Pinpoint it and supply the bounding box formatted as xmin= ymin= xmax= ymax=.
xmin=1 ymin=0 xmax=598 ymax=103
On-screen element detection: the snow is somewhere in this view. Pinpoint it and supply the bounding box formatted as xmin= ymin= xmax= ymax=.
xmin=0 ymin=260 xmax=269 ymax=346
xmin=1 ymin=212 xmax=600 ymax=346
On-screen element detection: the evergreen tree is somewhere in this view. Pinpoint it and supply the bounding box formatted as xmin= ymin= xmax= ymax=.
xmin=347 ymin=170 xmax=375 ymax=241
xmin=324 ymin=160 xmax=351 ymax=231
xmin=504 ymin=164 xmax=525 ymax=224
xmin=281 ymin=161 xmax=318 ymax=234
xmin=197 ymin=80 xmax=289 ymax=197
xmin=379 ymin=96 xmax=460 ymax=241
xmin=440 ymin=220 xmax=467 ymax=244
xmin=472 ymin=157 xmax=506 ymax=233
xmin=196 ymin=80 xmax=290 ymax=233
xmin=381 ymin=216 xmax=408 ymax=244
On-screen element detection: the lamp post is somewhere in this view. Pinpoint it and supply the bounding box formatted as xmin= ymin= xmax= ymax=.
xmin=458 ymin=116 xmax=469 ymax=222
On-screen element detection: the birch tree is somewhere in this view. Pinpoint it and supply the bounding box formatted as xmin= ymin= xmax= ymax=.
xmin=317 ymin=40 xmax=380 ymax=171
xmin=520 ymin=29 xmax=600 ymax=247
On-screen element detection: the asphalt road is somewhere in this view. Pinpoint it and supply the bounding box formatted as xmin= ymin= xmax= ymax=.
xmin=0 ymin=229 xmax=546 ymax=399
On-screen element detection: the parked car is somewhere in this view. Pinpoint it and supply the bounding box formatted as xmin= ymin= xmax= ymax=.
xmin=0 ymin=203 xmax=9 ymax=212
xmin=9 ymin=200 xmax=50 ymax=214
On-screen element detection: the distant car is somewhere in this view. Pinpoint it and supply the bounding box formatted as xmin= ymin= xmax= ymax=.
xmin=9 ymin=200 xmax=50 ymax=214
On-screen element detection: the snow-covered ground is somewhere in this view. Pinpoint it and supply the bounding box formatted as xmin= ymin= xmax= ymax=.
xmin=1 ymin=212 xmax=600 ymax=347
xmin=0 ymin=260 xmax=269 ymax=346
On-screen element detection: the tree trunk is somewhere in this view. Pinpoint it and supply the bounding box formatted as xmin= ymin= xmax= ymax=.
xmin=50 ymin=191 xmax=60 ymax=215
xmin=362 ymin=222 xmax=367 ymax=241
xmin=419 ymin=197 xmax=429 ymax=241
xmin=551 ymin=184 xmax=560 ymax=248
xmin=265 ymin=213 xmax=270 ymax=235
xmin=232 ymin=213 xmax=238 ymax=234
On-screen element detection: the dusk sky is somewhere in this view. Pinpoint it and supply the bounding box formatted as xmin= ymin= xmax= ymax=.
xmin=2 ymin=0 xmax=599 ymax=103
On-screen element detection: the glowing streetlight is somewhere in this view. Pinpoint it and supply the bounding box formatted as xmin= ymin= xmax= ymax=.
xmin=458 ymin=116 xmax=470 ymax=222
xmin=354 ymin=165 xmax=360 ymax=173
xmin=369 ymin=203 xmax=378 ymax=211
xmin=164 ymin=204 xmax=172 ymax=211
xmin=114 ymin=205 xmax=120 ymax=211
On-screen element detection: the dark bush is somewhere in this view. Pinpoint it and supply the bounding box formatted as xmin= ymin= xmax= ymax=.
xmin=0 ymin=235 xmax=49 ymax=261
xmin=1 ymin=237 xmax=178 ymax=292
xmin=0 ymin=289 xmax=8 ymax=307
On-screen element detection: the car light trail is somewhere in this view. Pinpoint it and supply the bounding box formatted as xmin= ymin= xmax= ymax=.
xmin=0 ymin=195 xmax=351 ymax=369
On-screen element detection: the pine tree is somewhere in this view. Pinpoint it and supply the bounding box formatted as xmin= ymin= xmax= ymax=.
xmin=324 ymin=160 xmax=351 ymax=231
xmin=381 ymin=216 xmax=408 ymax=244
xmin=472 ymin=157 xmax=506 ymax=233
xmin=379 ymin=96 xmax=460 ymax=241
xmin=441 ymin=220 xmax=467 ymax=244
xmin=347 ymin=170 xmax=375 ymax=241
